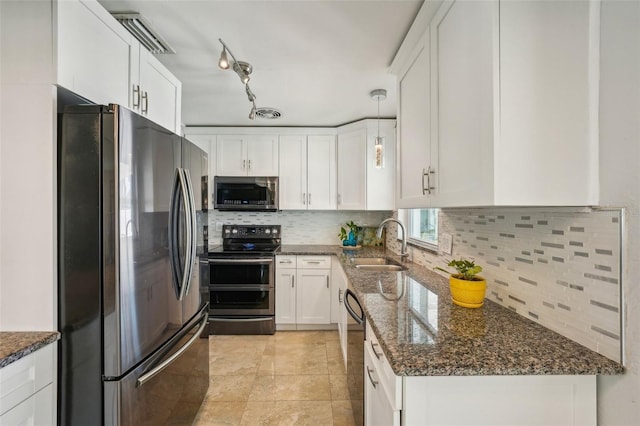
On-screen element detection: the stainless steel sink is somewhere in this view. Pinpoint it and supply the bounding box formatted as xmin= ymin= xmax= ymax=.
xmin=350 ymin=257 xmax=407 ymax=271
xmin=355 ymin=264 xmax=406 ymax=271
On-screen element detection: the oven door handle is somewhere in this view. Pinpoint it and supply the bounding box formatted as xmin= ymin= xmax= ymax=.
xmin=210 ymin=285 xmax=271 ymax=291
xmin=208 ymin=258 xmax=274 ymax=264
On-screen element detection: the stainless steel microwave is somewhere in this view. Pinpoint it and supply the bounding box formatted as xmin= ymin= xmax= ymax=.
xmin=213 ymin=176 xmax=278 ymax=211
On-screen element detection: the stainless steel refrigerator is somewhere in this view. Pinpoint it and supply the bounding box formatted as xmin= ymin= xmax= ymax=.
xmin=58 ymin=104 xmax=209 ymax=425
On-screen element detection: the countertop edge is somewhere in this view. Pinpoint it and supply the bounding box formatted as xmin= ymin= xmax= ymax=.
xmin=0 ymin=331 xmax=61 ymax=369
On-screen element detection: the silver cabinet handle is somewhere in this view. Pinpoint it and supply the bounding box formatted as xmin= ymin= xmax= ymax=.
xmin=306 ymin=261 xmax=321 ymax=264
xmin=338 ymin=289 xmax=343 ymax=303
xmin=337 ymin=194 xmax=342 ymax=205
xmin=308 ymin=193 xmax=312 ymax=205
xmin=326 ymin=275 xmax=329 ymax=289
xmin=366 ymin=366 xmax=378 ymax=388
xmin=132 ymin=84 xmax=141 ymax=109
xmin=302 ymin=193 xmax=306 ymax=205
xmin=141 ymin=91 xmax=149 ymax=114
xmin=422 ymin=168 xmax=427 ymax=195
xmin=291 ymin=275 xmax=295 ymax=288
xmin=370 ymin=341 xmax=383 ymax=360
xmin=242 ymin=159 xmax=246 ymax=170
xmin=248 ymin=159 xmax=251 ymax=170
xmin=279 ymin=259 xmax=293 ymax=264
xmin=426 ymin=166 xmax=435 ymax=194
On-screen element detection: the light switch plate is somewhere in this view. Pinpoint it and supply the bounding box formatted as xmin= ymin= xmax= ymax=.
xmin=440 ymin=233 xmax=453 ymax=255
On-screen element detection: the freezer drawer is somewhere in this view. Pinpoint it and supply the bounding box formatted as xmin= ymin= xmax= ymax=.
xmin=104 ymin=308 xmax=209 ymax=426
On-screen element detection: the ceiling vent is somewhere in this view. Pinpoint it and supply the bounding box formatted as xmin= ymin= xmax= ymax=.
xmin=255 ymin=108 xmax=282 ymax=120
xmin=112 ymin=13 xmax=175 ymax=54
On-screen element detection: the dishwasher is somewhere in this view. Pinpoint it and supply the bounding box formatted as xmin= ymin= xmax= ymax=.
xmin=344 ymin=287 xmax=365 ymax=426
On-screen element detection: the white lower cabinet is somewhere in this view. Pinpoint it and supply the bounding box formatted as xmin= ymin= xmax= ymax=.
xmin=275 ymin=255 xmax=332 ymax=328
xmin=364 ymin=322 xmax=597 ymax=426
xmin=331 ymin=258 xmax=348 ymax=368
xmin=0 ymin=343 xmax=56 ymax=425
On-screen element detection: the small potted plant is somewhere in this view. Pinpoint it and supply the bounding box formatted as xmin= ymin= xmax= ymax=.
xmin=435 ymin=259 xmax=486 ymax=308
xmin=338 ymin=221 xmax=359 ymax=247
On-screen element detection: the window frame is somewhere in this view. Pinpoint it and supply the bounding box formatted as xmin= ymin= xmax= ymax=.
xmin=399 ymin=208 xmax=439 ymax=252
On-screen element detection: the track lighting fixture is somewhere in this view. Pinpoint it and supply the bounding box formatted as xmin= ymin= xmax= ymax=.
xmin=217 ymin=38 xmax=262 ymax=120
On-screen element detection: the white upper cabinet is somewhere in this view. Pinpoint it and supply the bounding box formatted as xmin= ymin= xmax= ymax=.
xmin=57 ymin=0 xmax=182 ymax=133
xmin=365 ymin=120 xmax=396 ymax=211
xmin=57 ymin=0 xmax=133 ymax=107
xmin=279 ymin=134 xmax=337 ymax=210
xmin=395 ymin=31 xmax=431 ymax=209
xmin=216 ymin=134 xmax=279 ymax=176
xmin=429 ymin=0 xmax=495 ymax=207
xmin=134 ymin=48 xmax=182 ymax=133
xmin=496 ymin=0 xmax=599 ymax=205
xmin=337 ymin=126 xmax=367 ymax=210
xmin=392 ymin=0 xmax=601 ymax=208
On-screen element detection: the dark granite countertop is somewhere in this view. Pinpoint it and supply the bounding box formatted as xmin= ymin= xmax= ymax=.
xmin=279 ymin=244 xmax=624 ymax=377
xmin=0 ymin=332 xmax=60 ymax=369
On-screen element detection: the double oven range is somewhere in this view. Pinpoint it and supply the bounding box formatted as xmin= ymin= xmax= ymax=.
xmin=201 ymin=225 xmax=280 ymax=335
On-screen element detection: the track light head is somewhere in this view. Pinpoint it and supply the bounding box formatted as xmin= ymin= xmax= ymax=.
xmin=218 ymin=47 xmax=229 ymax=69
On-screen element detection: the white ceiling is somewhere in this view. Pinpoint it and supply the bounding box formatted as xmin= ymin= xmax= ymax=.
xmin=97 ymin=0 xmax=423 ymax=127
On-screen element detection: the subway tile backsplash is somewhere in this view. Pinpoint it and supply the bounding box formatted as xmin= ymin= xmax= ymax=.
xmin=208 ymin=210 xmax=391 ymax=245
xmin=386 ymin=208 xmax=623 ymax=363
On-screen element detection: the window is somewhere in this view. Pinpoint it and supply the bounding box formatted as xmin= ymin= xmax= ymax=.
xmin=400 ymin=209 xmax=439 ymax=249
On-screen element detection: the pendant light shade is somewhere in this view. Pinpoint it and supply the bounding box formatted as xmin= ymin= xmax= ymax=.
xmin=370 ymin=89 xmax=387 ymax=169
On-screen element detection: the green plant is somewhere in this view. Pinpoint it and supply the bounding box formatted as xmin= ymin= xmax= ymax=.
xmin=338 ymin=220 xmax=359 ymax=241
xmin=435 ymin=259 xmax=483 ymax=281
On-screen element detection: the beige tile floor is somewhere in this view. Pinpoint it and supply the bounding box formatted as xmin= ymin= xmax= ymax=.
xmin=193 ymin=330 xmax=356 ymax=426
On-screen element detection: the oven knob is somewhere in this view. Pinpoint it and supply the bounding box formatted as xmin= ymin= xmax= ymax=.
xmin=272 ymin=228 xmax=278 ymax=234
xmin=265 ymin=229 xmax=271 ymax=234
xmin=231 ymin=228 xmax=238 ymax=234
xmin=224 ymin=229 xmax=230 ymax=234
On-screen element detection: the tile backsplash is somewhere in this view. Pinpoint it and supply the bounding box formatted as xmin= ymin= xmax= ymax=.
xmin=208 ymin=210 xmax=391 ymax=246
xmin=387 ymin=208 xmax=623 ymax=363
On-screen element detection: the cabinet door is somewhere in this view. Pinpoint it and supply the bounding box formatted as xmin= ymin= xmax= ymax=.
xmin=216 ymin=135 xmax=248 ymax=176
xmin=57 ymin=0 xmax=133 ymax=106
xmin=296 ymin=269 xmax=331 ymax=324
xmin=247 ymin=136 xmax=279 ymax=176
xmin=307 ymin=135 xmax=337 ymax=210
xmin=337 ymin=128 xmax=367 ymax=210
xmin=364 ymin=344 xmax=400 ymax=426
xmin=275 ymin=268 xmax=297 ymax=324
xmin=396 ymin=31 xmax=431 ymax=209
xmin=366 ymin=120 xmax=396 ymax=211
xmin=184 ymin=134 xmax=216 ymax=210
xmin=430 ymin=0 xmax=495 ymax=207
xmin=497 ymin=0 xmax=598 ymax=205
xmin=279 ymin=135 xmax=307 ymax=209
xmin=138 ymin=49 xmax=182 ymax=133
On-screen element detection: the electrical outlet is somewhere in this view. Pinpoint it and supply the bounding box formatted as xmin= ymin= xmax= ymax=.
xmin=215 ymin=222 xmax=223 ymax=232
xmin=440 ymin=233 xmax=453 ymax=255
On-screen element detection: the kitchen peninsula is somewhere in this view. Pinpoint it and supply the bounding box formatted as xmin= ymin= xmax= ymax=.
xmin=279 ymin=245 xmax=624 ymax=425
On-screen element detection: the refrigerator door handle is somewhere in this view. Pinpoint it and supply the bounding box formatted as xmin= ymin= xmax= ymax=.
xmin=136 ymin=308 xmax=208 ymax=387
xmin=169 ymin=168 xmax=192 ymax=300
xmin=181 ymin=169 xmax=198 ymax=299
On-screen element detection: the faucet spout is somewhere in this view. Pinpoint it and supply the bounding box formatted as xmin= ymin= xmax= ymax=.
xmin=376 ymin=218 xmax=409 ymax=261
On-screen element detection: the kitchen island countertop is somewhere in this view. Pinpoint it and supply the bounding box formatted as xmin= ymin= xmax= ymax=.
xmin=278 ymin=244 xmax=624 ymax=376
xmin=0 ymin=331 xmax=60 ymax=369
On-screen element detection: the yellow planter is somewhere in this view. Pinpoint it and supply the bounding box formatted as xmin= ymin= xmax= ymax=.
xmin=449 ymin=276 xmax=487 ymax=308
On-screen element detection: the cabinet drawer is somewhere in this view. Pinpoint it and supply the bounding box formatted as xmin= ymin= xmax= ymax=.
xmin=276 ymin=255 xmax=297 ymax=268
xmin=297 ymin=256 xmax=331 ymax=269
xmin=0 ymin=343 xmax=55 ymax=416
xmin=366 ymin=322 xmax=401 ymax=410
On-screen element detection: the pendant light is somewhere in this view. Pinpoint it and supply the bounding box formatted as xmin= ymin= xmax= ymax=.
xmin=370 ymin=89 xmax=387 ymax=168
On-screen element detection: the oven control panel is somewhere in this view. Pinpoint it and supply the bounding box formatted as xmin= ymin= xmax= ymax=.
xmin=222 ymin=225 xmax=281 ymax=239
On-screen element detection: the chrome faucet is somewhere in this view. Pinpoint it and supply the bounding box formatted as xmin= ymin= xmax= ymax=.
xmin=376 ymin=218 xmax=409 ymax=261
